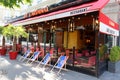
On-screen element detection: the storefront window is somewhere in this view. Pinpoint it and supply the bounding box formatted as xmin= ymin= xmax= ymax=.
xmin=105 ymin=35 xmax=113 ymax=49
xmin=66 ymin=23 xmax=96 ymax=75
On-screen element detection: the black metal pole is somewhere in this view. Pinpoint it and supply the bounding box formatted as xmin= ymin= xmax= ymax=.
xmin=56 ymin=47 xmax=58 ymax=57
xmin=50 ymin=32 xmax=52 ymax=49
xmin=66 ymin=31 xmax=69 ymax=48
xmin=27 ymin=31 xmax=29 ymax=49
xmin=72 ymin=46 xmax=75 ymax=67
xmin=43 ymin=31 xmax=46 ymax=56
xmin=96 ymin=31 xmax=100 ymax=77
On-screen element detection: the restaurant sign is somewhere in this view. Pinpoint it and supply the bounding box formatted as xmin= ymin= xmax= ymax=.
xmin=70 ymin=7 xmax=89 ymax=15
xmin=24 ymin=0 xmax=97 ymax=18
xmin=99 ymin=12 xmax=119 ymax=36
xmin=24 ymin=7 xmax=49 ymax=18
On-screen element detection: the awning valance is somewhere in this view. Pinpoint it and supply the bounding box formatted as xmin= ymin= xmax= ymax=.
xmin=12 ymin=0 xmax=109 ymax=26
xmin=99 ymin=12 xmax=119 ymax=36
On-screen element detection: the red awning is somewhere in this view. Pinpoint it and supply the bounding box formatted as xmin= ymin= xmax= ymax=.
xmin=99 ymin=12 xmax=119 ymax=36
xmin=13 ymin=0 xmax=109 ymax=25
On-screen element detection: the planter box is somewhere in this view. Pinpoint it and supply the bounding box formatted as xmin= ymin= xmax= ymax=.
xmin=0 ymin=48 xmax=7 ymax=56
xmin=9 ymin=51 xmax=18 ymax=60
xmin=108 ymin=61 xmax=120 ymax=73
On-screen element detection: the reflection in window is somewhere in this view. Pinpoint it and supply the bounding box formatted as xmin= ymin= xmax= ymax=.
xmin=105 ymin=35 xmax=113 ymax=48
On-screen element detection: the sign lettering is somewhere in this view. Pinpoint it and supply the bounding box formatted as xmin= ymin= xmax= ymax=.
xmin=109 ymin=21 xmax=115 ymax=27
xmin=24 ymin=7 xmax=48 ymax=18
xmin=106 ymin=28 xmax=115 ymax=35
xmin=70 ymin=7 xmax=89 ymax=15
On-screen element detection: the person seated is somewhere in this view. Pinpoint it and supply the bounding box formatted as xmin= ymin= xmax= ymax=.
xmin=38 ymin=47 xmax=44 ymax=58
xmin=30 ymin=45 xmax=34 ymax=52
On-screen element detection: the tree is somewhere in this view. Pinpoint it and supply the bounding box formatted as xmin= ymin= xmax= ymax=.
xmin=0 ymin=0 xmax=31 ymax=8
xmin=0 ymin=26 xmax=5 ymax=48
xmin=2 ymin=24 xmax=28 ymax=51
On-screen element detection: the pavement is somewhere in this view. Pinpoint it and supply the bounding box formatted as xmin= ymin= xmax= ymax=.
xmin=0 ymin=54 xmax=120 ymax=80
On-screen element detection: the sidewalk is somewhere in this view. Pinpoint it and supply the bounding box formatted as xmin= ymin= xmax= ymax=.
xmin=0 ymin=55 xmax=120 ymax=80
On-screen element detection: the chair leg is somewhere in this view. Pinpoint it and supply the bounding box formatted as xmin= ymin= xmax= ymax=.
xmin=36 ymin=61 xmax=42 ymax=67
xmin=50 ymin=67 xmax=54 ymax=72
xmin=50 ymin=62 xmax=57 ymax=72
xmin=42 ymin=64 xmax=46 ymax=68
xmin=21 ymin=58 xmax=26 ymax=62
xmin=26 ymin=59 xmax=30 ymax=64
xmin=19 ymin=56 xmax=25 ymax=62
xmin=18 ymin=57 xmax=22 ymax=61
xmin=36 ymin=63 xmax=40 ymax=67
xmin=57 ymin=68 xmax=62 ymax=74
xmin=65 ymin=63 xmax=66 ymax=69
xmin=29 ymin=60 xmax=33 ymax=64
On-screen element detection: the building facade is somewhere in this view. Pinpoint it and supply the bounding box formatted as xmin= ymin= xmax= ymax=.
xmin=102 ymin=0 xmax=120 ymax=46
xmin=7 ymin=0 xmax=119 ymax=77
xmin=21 ymin=0 xmax=61 ymax=15
xmin=0 ymin=6 xmax=21 ymax=26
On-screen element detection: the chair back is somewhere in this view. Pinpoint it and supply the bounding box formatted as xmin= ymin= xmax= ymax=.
xmin=65 ymin=49 xmax=70 ymax=56
xmin=90 ymin=50 xmax=96 ymax=55
xmin=50 ymin=48 xmax=54 ymax=54
xmin=23 ymin=49 xmax=31 ymax=58
xmin=23 ymin=47 xmax=27 ymax=53
xmin=76 ymin=50 xmax=82 ymax=58
xmin=85 ymin=52 xmax=89 ymax=57
xmin=58 ymin=48 xmax=61 ymax=53
xmin=56 ymin=56 xmax=67 ymax=68
xmin=40 ymin=47 xmax=44 ymax=57
xmin=30 ymin=45 xmax=34 ymax=52
xmin=88 ymin=56 xmax=96 ymax=65
xmin=36 ymin=48 xmax=39 ymax=51
xmin=31 ymin=51 xmax=41 ymax=61
xmin=43 ymin=53 xmax=51 ymax=64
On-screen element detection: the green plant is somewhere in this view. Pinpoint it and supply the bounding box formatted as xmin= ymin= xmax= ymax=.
xmin=109 ymin=46 xmax=120 ymax=62
xmin=2 ymin=24 xmax=28 ymax=51
xmin=0 ymin=26 xmax=6 ymax=47
xmin=0 ymin=0 xmax=31 ymax=8
xmin=99 ymin=44 xmax=108 ymax=60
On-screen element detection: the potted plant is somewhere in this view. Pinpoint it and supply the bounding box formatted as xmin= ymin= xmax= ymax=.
xmin=99 ymin=44 xmax=107 ymax=61
xmin=108 ymin=46 xmax=120 ymax=73
xmin=2 ymin=24 xmax=28 ymax=60
xmin=0 ymin=26 xmax=7 ymax=56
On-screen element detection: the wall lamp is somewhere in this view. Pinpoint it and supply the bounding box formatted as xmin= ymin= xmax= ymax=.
xmin=68 ymin=20 xmax=75 ymax=32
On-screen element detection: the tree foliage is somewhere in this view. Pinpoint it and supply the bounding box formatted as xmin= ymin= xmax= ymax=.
xmin=0 ymin=0 xmax=31 ymax=8
xmin=2 ymin=24 xmax=28 ymax=38
xmin=2 ymin=24 xmax=28 ymax=51
xmin=0 ymin=26 xmax=7 ymax=47
xmin=0 ymin=26 xmax=4 ymax=34
xmin=109 ymin=46 xmax=120 ymax=62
